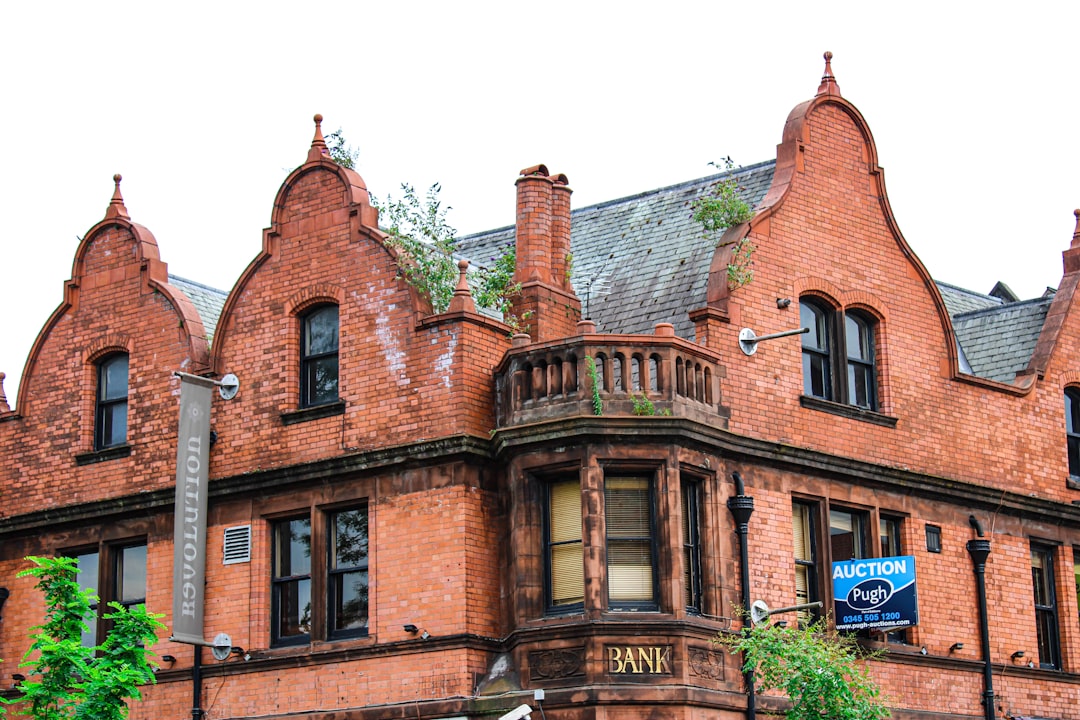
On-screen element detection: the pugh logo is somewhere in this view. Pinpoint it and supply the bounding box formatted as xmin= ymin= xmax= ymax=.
xmin=846 ymin=578 xmax=893 ymax=611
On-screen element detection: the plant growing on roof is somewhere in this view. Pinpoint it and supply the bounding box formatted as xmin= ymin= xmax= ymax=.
xmin=715 ymin=616 xmax=890 ymax=720
xmin=374 ymin=183 xmax=524 ymax=325
xmin=691 ymin=157 xmax=756 ymax=290
xmin=473 ymin=241 xmax=530 ymax=334
xmin=375 ymin=182 xmax=461 ymax=314
xmin=326 ymin=127 xmax=360 ymax=170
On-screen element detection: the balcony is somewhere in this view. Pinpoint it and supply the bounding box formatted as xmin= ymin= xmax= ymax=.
xmin=493 ymin=322 xmax=727 ymax=428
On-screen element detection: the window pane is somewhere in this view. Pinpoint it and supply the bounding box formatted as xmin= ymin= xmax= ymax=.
xmin=74 ymin=552 xmax=99 ymax=647
xmin=276 ymin=577 xmax=311 ymax=638
xmin=682 ymin=482 xmax=701 ymax=612
xmin=117 ymin=544 xmax=147 ymax=604
xmin=880 ymin=517 xmax=901 ymax=558
xmin=548 ymin=480 xmax=583 ymax=608
xmin=1031 ymin=545 xmax=1060 ymax=669
xmin=550 ymin=543 xmax=584 ymax=606
xmin=305 ymin=306 xmax=339 ymax=355
xmin=801 ymin=302 xmax=828 ymax=352
xmin=331 ymin=509 xmax=368 ymax=570
xmin=331 ymin=570 xmax=368 ymax=632
xmin=329 ymin=507 xmax=368 ymax=636
xmin=305 ymin=356 xmax=339 ymax=406
xmin=829 ymin=508 xmax=866 ymax=560
xmin=100 ymin=355 xmax=128 ymax=401
xmin=606 ymin=477 xmax=654 ymax=605
xmin=845 ymin=315 xmax=871 ymax=361
xmin=275 ymin=518 xmax=311 ymax=577
xmin=100 ymin=403 xmax=128 ymax=447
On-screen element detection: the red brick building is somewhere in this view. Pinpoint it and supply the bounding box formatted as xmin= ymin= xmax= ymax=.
xmin=1 ymin=54 xmax=1078 ymax=720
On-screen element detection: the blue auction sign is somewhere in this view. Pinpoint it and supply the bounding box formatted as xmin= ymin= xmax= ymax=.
xmin=832 ymin=556 xmax=918 ymax=631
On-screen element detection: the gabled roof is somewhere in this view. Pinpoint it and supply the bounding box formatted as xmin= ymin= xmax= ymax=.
xmin=459 ymin=161 xmax=776 ymax=339
xmin=169 ymin=275 xmax=227 ymax=345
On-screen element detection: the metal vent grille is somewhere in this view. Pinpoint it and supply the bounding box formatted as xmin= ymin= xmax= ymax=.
xmin=223 ymin=525 xmax=251 ymax=565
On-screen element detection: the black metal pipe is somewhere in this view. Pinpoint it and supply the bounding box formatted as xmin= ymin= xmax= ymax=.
xmin=966 ymin=534 xmax=994 ymax=720
xmin=727 ymin=471 xmax=755 ymax=720
xmin=192 ymin=645 xmax=204 ymax=720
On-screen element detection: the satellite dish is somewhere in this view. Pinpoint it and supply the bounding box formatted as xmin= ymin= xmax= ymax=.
xmin=750 ymin=600 xmax=771 ymax=626
xmin=211 ymin=632 xmax=232 ymax=661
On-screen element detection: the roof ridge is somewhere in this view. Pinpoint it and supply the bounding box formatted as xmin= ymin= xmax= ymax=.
xmin=459 ymin=160 xmax=777 ymax=241
xmin=953 ymin=295 xmax=1053 ymax=319
xmin=168 ymin=273 xmax=229 ymax=297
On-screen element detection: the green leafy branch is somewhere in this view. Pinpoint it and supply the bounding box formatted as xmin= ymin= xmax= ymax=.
xmin=716 ymin=618 xmax=890 ymax=720
xmin=692 ymin=157 xmax=756 ymax=289
xmin=375 ymin=182 xmax=460 ymax=314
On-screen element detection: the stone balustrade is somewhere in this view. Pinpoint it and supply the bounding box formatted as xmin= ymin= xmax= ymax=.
xmin=493 ymin=321 xmax=727 ymax=428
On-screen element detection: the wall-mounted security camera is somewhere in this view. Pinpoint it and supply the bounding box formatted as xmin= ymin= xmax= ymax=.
xmin=498 ymin=704 xmax=532 ymax=720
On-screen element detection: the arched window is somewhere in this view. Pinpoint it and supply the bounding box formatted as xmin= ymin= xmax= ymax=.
xmin=301 ymin=305 xmax=339 ymax=408
xmin=1065 ymin=388 xmax=1080 ymax=478
xmin=845 ymin=312 xmax=876 ymax=410
xmin=95 ymin=353 xmax=128 ymax=449
xmin=800 ymin=298 xmax=879 ymax=411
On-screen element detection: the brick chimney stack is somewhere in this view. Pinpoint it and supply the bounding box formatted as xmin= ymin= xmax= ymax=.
xmin=512 ymin=165 xmax=581 ymax=342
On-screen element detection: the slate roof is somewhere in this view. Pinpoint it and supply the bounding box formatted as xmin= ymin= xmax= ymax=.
xmin=458 ymin=161 xmax=1057 ymax=385
xmin=936 ymin=281 xmax=1003 ymax=317
xmin=951 ymin=296 xmax=1053 ymax=383
xmin=169 ymin=275 xmax=227 ymax=345
xmin=459 ymin=161 xmax=777 ymax=339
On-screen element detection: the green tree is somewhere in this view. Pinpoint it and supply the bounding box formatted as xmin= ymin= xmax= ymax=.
xmin=717 ymin=618 xmax=890 ymax=720
xmin=13 ymin=556 xmax=164 ymax=720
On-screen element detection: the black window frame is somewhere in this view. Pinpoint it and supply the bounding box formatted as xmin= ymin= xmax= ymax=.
xmin=792 ymin=500 xmax=821 ymax=624
xmin=68 ymin=539 xmax=147 ymax=649
xmin=271 ymin=515 xmax=312 ymax=646
xmin=300 ymin=304 xmax=340 ymax=409
xmin=799 ymin=298 xmax=879 ymax=411
xmin=95 ymin=353 xmax=129 ymax=450
xmin=1031 ymin=543 xmax=1061 ymax=670
xmin=327 ymin=506 xmax=369 ymax=640
xmin=543 ymin=477 xmax=585 ymax=615
xmin=1065 ymin=388 xmax=1080 ymax=479
xmin=271 ymin=502 xmax=369 ymax=648
xmin=681 ymin=477 xmax=704 ymax=614
xmin=604 ymin=474 xmax=659 ymax=612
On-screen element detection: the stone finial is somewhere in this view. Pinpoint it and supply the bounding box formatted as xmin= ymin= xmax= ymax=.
xmin=104 ymin=174 xmax=130 ymax=220
xmin=447 ymin=259 xmax=477 ymax=313
xmin=0 ymin=372 xmax=9 ymax=413
xmin=307 ymin=113 xmax=330 ymax=163
xmin=816 ymin=51 xmax=842 ymax=97
xmin=1072 ymin=209 xmax=1080 ymax=249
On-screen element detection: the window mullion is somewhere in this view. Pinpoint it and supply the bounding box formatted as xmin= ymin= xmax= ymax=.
xmin=310 ymin=509 xmax=327 ymax=642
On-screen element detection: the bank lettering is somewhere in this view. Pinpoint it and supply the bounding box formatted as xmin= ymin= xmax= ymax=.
xmin=607 ymin=646 xmax=672 ymax=675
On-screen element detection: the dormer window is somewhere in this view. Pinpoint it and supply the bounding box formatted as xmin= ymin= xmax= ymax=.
xmin=95 ymin=353 xmax=128 ymax=449
xmin=301 ymin=305 xmax=339 ymax=408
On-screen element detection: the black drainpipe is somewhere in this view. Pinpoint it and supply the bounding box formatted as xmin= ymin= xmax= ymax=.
xmin=966 ymin=515 xmax=995 ymax=720
xmin=727 ymin=471 xmax=755 ymax=720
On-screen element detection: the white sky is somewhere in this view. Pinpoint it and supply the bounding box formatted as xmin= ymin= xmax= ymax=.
xmin=2 ymin=3 xmax=1078 ymax=405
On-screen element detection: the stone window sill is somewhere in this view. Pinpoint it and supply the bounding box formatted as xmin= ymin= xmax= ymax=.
xmin=75 ymin=444 xmax=132 ymax=466
xmin=280 ymin=400 xmax=345 ymax=426
xmin=800 ymin=395 xmax=898 ymax=428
